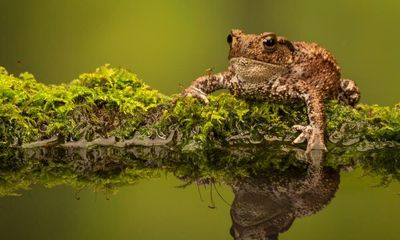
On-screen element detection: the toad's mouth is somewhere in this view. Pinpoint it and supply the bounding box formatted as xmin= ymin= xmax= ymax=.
xmin=229 ymin=57 xmax=281 ymax=67
xmin=229 ymin=57 xmax=286 ymax=82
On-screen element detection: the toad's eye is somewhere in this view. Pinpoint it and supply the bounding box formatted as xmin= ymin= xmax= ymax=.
xmin=227 ymin=34 xmax=233 ymax=44
xmin=263 ymin=36 xmax=277 ymax=51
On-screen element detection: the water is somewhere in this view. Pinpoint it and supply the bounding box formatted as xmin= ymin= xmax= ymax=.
xmin=0 ymin=146 xmax=399 ymax=239
xmin=1 ymin=0 xmax=400 ymax=239
xmin=0 ymin=166 xmax=399 ymax=239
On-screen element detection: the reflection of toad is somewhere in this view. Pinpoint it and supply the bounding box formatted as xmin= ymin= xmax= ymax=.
xmin=229 ymin=167 xmax=340 ymax=240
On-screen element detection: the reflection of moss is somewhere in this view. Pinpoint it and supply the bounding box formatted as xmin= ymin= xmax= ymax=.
xmin=1 ymin=144 xmax=399 ymax=197
xmin=0 ymin=144 xmax=318 ymax=196
xmin=0 ymin=147 xmax=157 ymax=197
xmin=1 ymin=65 xmax=400 ymax=149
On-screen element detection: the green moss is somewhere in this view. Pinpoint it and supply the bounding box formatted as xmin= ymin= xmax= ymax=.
xmin=0 ymin=65 xmax=168 ymax=147
xmin=1 ymin=65 xmax=400 ymax=150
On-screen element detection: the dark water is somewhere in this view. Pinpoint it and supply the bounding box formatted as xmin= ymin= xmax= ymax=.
xmin=1 ymin=1 xmax=400 ymax=239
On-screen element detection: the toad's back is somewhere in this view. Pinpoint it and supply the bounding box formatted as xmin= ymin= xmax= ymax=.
xmin=291 ymin=42 xmax=342 ymax=97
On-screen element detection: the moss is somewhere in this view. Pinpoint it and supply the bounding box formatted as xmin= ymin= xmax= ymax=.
xmin=1 ymin=64 xmax=400 ymax=150
xmin=0 ymin=66 xmax=400 ymax=152
xmin=0 ymin=65 xmax=168 ymax=147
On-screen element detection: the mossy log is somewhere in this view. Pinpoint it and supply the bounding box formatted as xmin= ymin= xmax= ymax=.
xmin=1 ymin=65 xmax=400 ymax=151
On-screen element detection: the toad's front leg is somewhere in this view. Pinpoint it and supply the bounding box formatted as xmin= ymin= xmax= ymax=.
xmin=183 ymin=71 xmax=235 ymax=103
xmin=292 ymin=87 xmax=327 ymax=153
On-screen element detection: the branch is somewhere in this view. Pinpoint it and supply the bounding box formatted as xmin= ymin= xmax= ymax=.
xmin=1 ymin=65 xmax=400 ymax=151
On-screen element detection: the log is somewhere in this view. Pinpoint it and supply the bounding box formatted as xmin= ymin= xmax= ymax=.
xmin=1 ymin=64 xmax=400 ymax=151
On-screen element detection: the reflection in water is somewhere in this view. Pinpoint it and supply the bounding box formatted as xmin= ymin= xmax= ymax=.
xmin=0 ymin=143 xmax=399 ymax=197
xmin=0 ymin=144 xmax=399 ymax=239
xmin=230 ymin=166 xmax=340 ymax=240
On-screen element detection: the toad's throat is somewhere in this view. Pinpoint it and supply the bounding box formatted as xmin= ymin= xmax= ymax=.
xmin=229 ymin=57 xmax=287 ymax=83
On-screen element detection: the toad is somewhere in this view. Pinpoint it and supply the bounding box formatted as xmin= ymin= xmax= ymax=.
xmin=183 ymin=29 xmax=360 ymax=153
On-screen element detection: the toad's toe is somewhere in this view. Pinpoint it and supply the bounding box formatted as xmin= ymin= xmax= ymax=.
xmin=183 ymin=87 xmax=209 ymax=104
xmin=292 ymin=125 xmax=313 ymax=144
xmin=292 ymin=125 xmax=327 ymax=153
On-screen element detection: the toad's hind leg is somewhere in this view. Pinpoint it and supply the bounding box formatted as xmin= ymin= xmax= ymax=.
xmin=338 ymin=79 xmax=360 ymax=106
xmin=292 ymin=86 xmax=327 ymax=154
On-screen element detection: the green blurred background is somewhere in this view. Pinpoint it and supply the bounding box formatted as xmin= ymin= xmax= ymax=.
xmin=1 ymin=0 xmax=400 ymax=105
xmin=1 ymin=1 xmax=400 ymax=240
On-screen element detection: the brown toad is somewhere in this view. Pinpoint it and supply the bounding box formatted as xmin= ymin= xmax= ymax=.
xmin=183 ymin=29 xmax=360 ymax=153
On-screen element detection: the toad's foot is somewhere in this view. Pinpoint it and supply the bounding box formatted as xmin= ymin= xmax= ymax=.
xmin=182 ymin=86 xmax=209 ymax=104
xmin=292 ymin=125 xmax=327 ymax=153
